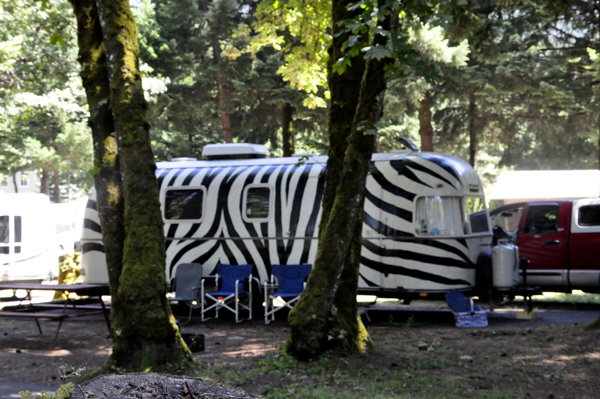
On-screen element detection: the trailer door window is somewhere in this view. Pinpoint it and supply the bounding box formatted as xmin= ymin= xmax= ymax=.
xmin=164 ymin=188 xmax=205 ymax=221
xmin=415 ymin=196 xmax=464 ymax=236
xmin=0 ymin=216 xmax=8 ymax=254
xmin=244 ymin=185 xmax=272 ymax=221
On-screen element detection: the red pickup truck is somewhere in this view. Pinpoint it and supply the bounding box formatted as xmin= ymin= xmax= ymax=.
xmin=489 ymin=199 xmax=600 ymax=293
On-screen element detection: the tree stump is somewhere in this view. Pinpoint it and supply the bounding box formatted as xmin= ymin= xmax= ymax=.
xmin=71 ymin=373 xmax=258 ymax=399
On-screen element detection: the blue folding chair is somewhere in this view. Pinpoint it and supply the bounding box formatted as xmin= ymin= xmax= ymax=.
xmin=264 ymin=264 xmax=312 ymax=324
xmin=201 ymin=264 xmax=253 ymax=323
xmin=168 ymin=263 xmax=203 ymax=325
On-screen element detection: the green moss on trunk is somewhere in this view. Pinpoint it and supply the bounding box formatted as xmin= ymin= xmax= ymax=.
xmin=89 ymin=0 xmax=192 ymax=370
xmin=70 ymin=0 xmax=125 ymax=308
xmin=287 ymin=0 xmax=392 ymax=360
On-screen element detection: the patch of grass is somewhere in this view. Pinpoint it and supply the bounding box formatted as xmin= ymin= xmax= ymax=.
xmin=533 ymin=290 xmax=600 ymax=304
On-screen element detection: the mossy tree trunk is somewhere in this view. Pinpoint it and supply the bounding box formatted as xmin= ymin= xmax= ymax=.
xmin=312 ymin=0 xmax=369 ymax=355
xmin=286 ymin=0 xmax=390 ymax=360
xmin=72 ymin=0 xmax=193 ymax=371
xmin=69 ymin=0 xmax=125 ymax=330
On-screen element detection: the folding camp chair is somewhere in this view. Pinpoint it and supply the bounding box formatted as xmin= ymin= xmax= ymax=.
xmin=445 ymin=290 xmax=488 ymax=328
xmin=201 ymin=264 xmax=253 ymax=323
xmin=168 ymin=263 xmax=203 ymax=325
xmin=264 ymin=264 xmax=312 ymax=324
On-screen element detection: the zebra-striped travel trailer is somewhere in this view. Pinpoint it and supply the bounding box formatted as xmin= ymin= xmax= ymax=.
xmin=80 ymin=143 xmax=502 ymax=299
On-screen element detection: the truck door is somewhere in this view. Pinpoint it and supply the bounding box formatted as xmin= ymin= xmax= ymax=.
xmin=518 ymin=203 xmax=569 ymax=287
xmin=568 ymin=199 xmax=600 ymax=290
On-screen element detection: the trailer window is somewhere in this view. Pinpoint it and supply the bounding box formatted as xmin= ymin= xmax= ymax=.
xmin=465 ymin=197 xmax=489 ymax=234
xmin=244 ymin=185 xmax=271 ymax=221
xmin=0 ymin=216 xmax=8 ymax=254
xmin=164 ymin=189 xmax=204 ymax=221
xmin=14 ymin=216 xmax=21 ymax=253
xmin=578 ymin=205 xmax=600 ymax=226
xmin=524 ymin=204 xmax=559 ymax=234
xmin=415 ymin=196 xmax=464 ymax=236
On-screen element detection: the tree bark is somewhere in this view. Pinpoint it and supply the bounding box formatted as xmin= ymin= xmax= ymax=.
xmin=281 ymin=102 xmax=295 ymax=157
xmin=418 ymin=91 xmax=434 ymax=151
xmin=213 ymin=37 xmax=233 ymax=143
xmin=289 ymin=0 xmax=367 ymax=358
xmin=468 ymin=88 xmax=478 ymax=169
xmin=92 ymin=0 xmax=192 ymax=371
xmin=11 ymin=173 xmax=18 ymax=194
xmin=53 ymin=169 xmax=60 ymax=203
xmin=70 ymin=0 xmax=126 ymax=346
xmin=286 ymin=0 xmax=391 ymax=360
xmin=40 ymin=169 xmax=49 ymax=196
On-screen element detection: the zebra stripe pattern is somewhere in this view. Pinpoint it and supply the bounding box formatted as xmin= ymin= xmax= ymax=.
xmin=81 ymin=152 xmax=491 ymax=294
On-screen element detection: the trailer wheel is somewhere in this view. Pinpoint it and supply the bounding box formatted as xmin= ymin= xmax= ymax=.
xmin=476 ymin=251 xmax=493 ymax=290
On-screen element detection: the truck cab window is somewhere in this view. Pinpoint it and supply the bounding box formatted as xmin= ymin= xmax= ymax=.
xmin=524 ymin=204 xmax=559 ymax=234
xmin=415 ymin=196 xmax=464 ymax=236
xmin=578 ymin=205 xmax=600 ymax=226
xmin=244 ymin=186 xmax=271 ymax=221
xmin=164 ymin=189 xmax=204 ymax=221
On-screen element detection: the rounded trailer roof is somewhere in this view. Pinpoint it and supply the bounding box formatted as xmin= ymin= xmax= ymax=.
xmin=157 ymin=149 xmax=482 ymax=195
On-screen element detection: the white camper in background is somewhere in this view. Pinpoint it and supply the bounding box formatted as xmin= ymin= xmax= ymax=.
xmin=81 ymin=143 xmax=527 ymax=303
xmin=0 ymin=193 xmax=59 ymax=282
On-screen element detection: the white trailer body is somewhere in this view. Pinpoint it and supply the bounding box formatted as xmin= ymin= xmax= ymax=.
xmin=0 ymin=193 xmax=58 ymax=282
xmin=80 ymin=145 xmax=495 ymax=297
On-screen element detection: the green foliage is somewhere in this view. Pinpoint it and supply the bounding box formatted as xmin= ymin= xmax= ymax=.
xmin=0 ymin=0 xmax=93 ymax=199
xmin=133 ymin=0 xmax=327 ymax=159
xmin=19 ymin=365 xmax=80 ymax=399
xmin=19 ymin=384 xmax=74 ymax=399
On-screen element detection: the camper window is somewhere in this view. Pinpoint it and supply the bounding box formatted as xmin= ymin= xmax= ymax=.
xmin=164 ymin=188 xmax=205 ymax=221
xmin=578 ymin=205 xmax=600 ymax=226
xmin=244 ymin=185 xmax=272 ymax=221
xmin=415 ymin=196 xmax=464 ymax=236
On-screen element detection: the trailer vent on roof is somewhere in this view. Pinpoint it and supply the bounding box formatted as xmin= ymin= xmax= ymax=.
xmin=171 ymin=157 xmax=197 ymax=162
xmin=202 ymin=143 xmax=270 ymax=160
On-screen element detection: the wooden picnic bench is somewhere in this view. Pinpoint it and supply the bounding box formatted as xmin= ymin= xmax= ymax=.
xmin=0 ymin=283 xmax=111 ymax=340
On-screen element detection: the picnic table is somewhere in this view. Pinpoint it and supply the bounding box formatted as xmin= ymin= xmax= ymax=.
xmin=0 ymin=282 xmax=111 ymax=340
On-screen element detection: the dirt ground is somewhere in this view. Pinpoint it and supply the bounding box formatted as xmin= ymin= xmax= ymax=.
xmin=1 ymin=304 xmax=599 ymax=398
